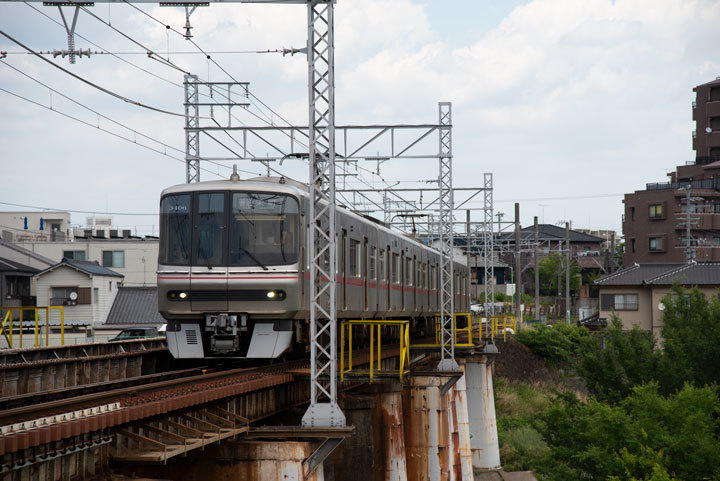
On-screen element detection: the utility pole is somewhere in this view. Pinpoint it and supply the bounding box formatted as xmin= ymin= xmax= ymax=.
xmin=565 ymin=222 xmax=570 ymax=324
xmin=534 ymin=216 xmax=539 ymax=322
xmin=514 ymin=203 xmax=522 ymax=324
xmin=685 ymin=184 xmax=694 ymax=263
xmin=466 ymin=209 xmax=472 ymax=301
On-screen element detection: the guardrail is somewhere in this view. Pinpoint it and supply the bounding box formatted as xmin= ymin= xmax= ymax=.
xmin=0 ymin=306 xmax=65 ymax=348
xmin=490 ymin=315 xmax=517 ymax=341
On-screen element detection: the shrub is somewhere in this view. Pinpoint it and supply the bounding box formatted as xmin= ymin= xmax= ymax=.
xmin=515 ymin=324 xmax=586 ymax=364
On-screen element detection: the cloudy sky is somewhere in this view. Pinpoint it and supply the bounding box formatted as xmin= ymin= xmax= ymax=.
xmin=1 ymin=0 xmax=719 ymax=237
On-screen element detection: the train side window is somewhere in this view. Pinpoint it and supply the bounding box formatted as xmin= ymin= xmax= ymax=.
xmin=405 ymin=256 xmax=413 ymax=287
xmin=431 ymin=265 xmax=437 ymax=290
xmin=391 ymin=252 xmax=399 ymax=284
xmin=349 ymin=239 xmax=361 ymax=277
xmin=378 ymin=249 xmax=385 ymax=281
xmin=369 ymin=246 xmax=377 ymax=280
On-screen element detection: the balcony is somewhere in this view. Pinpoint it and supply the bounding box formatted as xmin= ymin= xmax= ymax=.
xmin=646 ymin=178 xmax=720 ymax=191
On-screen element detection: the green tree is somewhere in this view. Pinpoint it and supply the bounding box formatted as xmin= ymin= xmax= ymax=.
xmin=533 ymin=252 xmax=582 ymax=296
xmin=658 ymin=286 xmax=720 ymax=392
xmin=576 ymin=317 xmax=660 ymax=403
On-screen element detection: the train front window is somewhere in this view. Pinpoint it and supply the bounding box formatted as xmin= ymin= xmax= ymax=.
xmin=230 ymin=193 xmax=299 ymax=267
xmin=193 ymin=193 xmax=226 ymax=266
xmin=160 ymin=194 xmax=191 ymax=265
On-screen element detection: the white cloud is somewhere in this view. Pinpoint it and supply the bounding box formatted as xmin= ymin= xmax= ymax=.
xmin=1 ymin=0 xmax=720 ymax=233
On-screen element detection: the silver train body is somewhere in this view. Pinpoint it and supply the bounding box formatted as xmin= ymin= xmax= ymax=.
xmin=157 ymin=176 xmax=470 ymax=359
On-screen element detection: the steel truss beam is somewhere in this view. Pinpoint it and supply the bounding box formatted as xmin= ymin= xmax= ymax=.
xmin=436 ymin=102 xmax=458 ymax=372
xmin=301 ymin=0 xmax=344 ymax=428
xmin=482 ymin=173 xmax=494 ymax=331
xmin=184 ymin=74 xmax=201 ymax=183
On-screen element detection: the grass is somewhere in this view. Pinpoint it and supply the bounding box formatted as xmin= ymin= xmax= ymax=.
xmin=494 ymin=378 xmax=556 ymax=472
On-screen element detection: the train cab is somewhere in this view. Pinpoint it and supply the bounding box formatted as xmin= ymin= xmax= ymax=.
xmin=157 ymin=176 xmax=305 ymax=359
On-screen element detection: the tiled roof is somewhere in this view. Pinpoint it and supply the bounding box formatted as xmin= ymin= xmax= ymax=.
xmin=104 ymin=287 xmax=166 ymax=326
xmin=37 ymin=258 xmax=124 ymax=278
xmin=595 ymin=262 xmax=720 ymax=286
xmin=497 ymin=224 xmax=605 ymax=243
xmin=65 ymin=259 xmax=124 ymax=277
xmin=0 ymin=257 xmax=39 ymax=274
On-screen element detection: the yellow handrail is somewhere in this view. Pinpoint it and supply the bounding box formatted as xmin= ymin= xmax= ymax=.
xmin=414 ymin=313 xmax=475 ymax=348
xmin=0 ymin=306 xmax=65 ymax=349
xmin=340 ymin=319 xmax=410 ymax=382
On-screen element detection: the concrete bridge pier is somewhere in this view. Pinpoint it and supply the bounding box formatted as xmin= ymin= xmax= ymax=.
xmin=114 ymin=440 xmax=326 ymax=481
xmin=465 ymin=352 xmax=501 ymax=471
xmin=402 ymin=373 xmax=474 ymax=481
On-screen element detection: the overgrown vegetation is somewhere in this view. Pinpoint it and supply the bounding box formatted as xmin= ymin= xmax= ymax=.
xmin=495 ymin=286 xmax=720 ymax=480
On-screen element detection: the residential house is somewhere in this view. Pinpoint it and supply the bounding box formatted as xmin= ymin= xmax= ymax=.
xmin=34 ymin=258 xmax=124 ymax=326
xmin=594 ymin=262 xmax=720 ymax=340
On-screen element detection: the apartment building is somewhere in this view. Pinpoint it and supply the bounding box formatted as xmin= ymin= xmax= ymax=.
xmin=623 ymin=77 xmax=720 ymax=265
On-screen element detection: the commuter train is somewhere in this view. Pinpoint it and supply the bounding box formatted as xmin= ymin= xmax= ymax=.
xmin=157 ymin=174 xmax=470 ymax=359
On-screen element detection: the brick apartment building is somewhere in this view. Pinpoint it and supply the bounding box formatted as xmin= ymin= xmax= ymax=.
xmin=623 ymin=77 xmax=720 ymax=265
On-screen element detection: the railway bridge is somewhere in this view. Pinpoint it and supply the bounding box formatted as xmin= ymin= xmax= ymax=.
xmin=0 ymin=322 xmax=507 ymax=481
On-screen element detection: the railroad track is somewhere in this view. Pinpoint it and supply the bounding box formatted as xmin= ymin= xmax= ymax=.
xmin=0 ymin=358 xmax=310 ymax=428
xmin=0 ymin=366 xmax=209 ymax=412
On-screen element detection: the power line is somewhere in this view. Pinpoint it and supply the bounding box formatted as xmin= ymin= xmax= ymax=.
xmin=2 ymin=49 xmax=297 ymax=55
xmin=1 ymin=58 xmax=184 ymax=156
xmin=0 ymin=28 xmax=196 ymax=119
xmin=0 ymin=201 xmax=157 ymax=216
xmin=23 ymin=2 xmax=184 ymax=90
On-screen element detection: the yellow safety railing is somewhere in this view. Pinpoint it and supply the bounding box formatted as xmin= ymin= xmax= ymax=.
xmin=0 ymin=306 xmax=65 ymax=349
xmin=340 ymin=319 xmax=410 ymax=382
xmin=490 ymin=315 xmax=517 ymax=341
xmin=412 ymin=313 xmax=476 ymax=348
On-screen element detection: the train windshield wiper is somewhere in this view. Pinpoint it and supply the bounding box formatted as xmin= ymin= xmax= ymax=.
xmin=238 ymin=246 xmax=268 ymax=270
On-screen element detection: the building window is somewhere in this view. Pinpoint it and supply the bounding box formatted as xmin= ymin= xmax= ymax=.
xmin=601 ymin=293 xmax=638 ymax=311
xmin=631 ymin=238 xmax=636 ymax=253
xmin=50 ymin=286 xmax=90 ymax=306
xmin=630 ymin=207 xmax=635 ymax=221
xmin=649 ymin=237 xmax=663 ymax=252
xmin=713 ymin=204 xmax=720 ymax=214
xmin=102 ymin=250 xmax=125 ymax=268
xmin=63 ymin=250 xmax=85 ymax=261
xmin=649 ymin=204 xmax=663 ymax=219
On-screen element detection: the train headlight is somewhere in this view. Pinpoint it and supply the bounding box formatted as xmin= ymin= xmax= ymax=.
xmin=168 ymin=291 xmax=189 ymax=301
xmin=266 ymin=291 xmax=277 ymax=299
xmin=265 ymin=290 xmax=285 ymax=300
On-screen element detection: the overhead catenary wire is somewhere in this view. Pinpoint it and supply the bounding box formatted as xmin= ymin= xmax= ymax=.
xmin=0 ymin=29 xmax=201 ymax=119
xmin=0 ymin=200 xmax=157 ymax=216
xmin=1 ymin=58 xmax=185 ymax=156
